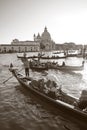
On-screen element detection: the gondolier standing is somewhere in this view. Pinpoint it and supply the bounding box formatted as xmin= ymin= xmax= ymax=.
xmin=23 ymin=57 xmax=30 ymax=77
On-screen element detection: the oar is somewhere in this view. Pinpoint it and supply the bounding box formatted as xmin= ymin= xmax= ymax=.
xmin=2 ymin=67 xmax=24 ymax=84
xmin=3 ymin=75 xmax=14 ymax=84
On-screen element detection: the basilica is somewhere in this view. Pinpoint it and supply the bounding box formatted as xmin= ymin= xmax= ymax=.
xmin=0 ymin=27 xmax=55 ymax=53
xmin=34 ymin=27 xmax=55 ymax=51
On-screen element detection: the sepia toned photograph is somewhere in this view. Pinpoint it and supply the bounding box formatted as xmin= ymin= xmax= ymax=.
xmin=0 ymin=0 xmax=87 ymax=130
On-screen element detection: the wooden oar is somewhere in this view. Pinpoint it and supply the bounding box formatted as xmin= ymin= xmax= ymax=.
xmin=3 ymin=75 xmax=14 ymax=84
xmin=2 ymin=67 xmax=24 ymax=84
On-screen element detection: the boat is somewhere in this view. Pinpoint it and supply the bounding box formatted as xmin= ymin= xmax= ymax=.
xmin=46 ymin=61 xmax=84 ymax=71
xmin=30 ymin=62 xmax=48 ymax=71
xmin=30 ymin=65 xmax=48 ymax=71
xmin=17 ymin=54 xmax=48 ymax=71
xmin=29 ymin=60 xmax=84 ymax=71
xmin=17 ymin=56 xmax=48 ymax=71
xmin=17 ymin=55 xmax=66 ymax=60
xmin=29 ymin=62 xmax=83 ymax=71
xmin=17 ymin=53 xmax=45 ymax=59
xmin=66 ymin=54 xmax=78 ymax=57
xmin=52 ymin=51 xmax=62 ymax=54
xmin=40 ymin=55 xmax=66 ymax=59
xmin=18 ymin=54 xmax=84 ymax=71
xmin=9 ymin=67 xmax=87 ymax=125
xmin=48 ymin=64 xmax=84 ymax=71
xmin=17 ymin=55 xmax=38 ymax=59
xmin=30 ymin=64 xmax=84 ymax=71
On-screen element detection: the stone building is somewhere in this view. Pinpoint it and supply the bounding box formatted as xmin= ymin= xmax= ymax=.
xmin=34 ymin=27 xmax=55 ymax=51
xmin=0 ymin=27 xmax=55 ymax=53
xmin=0 ymin=39 xmax=40 ymax=53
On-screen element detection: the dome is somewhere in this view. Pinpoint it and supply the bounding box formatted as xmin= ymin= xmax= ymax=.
xmin=41 ymin=27 xmax=51 ymax=41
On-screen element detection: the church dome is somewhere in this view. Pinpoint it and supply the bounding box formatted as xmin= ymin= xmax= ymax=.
xmin=41 ymin=27 xmax=51 ymax=41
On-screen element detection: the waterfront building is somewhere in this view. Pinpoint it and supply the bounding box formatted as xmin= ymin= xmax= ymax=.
xmin=55 ymin=43 xmax=83 ymax=55
xmin=0 ymin=40 xmax=40 ymax=53
xmin=0 ymin=27 xmax=84 ymax=53
xmin=0 ymin=27 xmax=55 ymax=53
xmin=34 ymin=27 xmax=55 ymax=51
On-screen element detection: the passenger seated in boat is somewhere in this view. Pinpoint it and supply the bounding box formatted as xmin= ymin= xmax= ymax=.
xmin=44 ymin=79 xmax=62 ymax=98
xmin=38 ymin=79 xmax=45 ymax=91
xmin=82 ymin=61 xmax=84 ymax=67
xmin=62 ymin=61 xmax=65 ymax=66
xmin=55 ymin=87 xmax=62 ymax=99
xmin=74 ymin=90 xmax=87 ymax=110
xmin=31 ymin=78 xmax=47 ymax=91
xmin=10 ymin=63 xmax=13 ymax=68
xmin=83 ymin=107 xmax=87 ymax=113
xmin=30 ymin=80 xmax=38 ymax=88
xmin=30 ymin=77 xmax=62 ymax=99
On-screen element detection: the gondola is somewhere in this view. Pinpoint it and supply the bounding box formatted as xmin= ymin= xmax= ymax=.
xmin=17 ymin=55 xmax=48 ymax=71
xmin=31 ymin=64 xmax=84 ymax=71
xmin=30 ymin=64 xmax=48 ymax=71
xmin=17 ymin=55 xmax=38 ymax=59
xmin=9 ymin=67 xmax=87 ymax=125
xmin=46 ymin=61 xmax=84 ymax=71
xmin=48 ymin=64 xmax=84 ymax=71
xmin=40 ymin=55 xmax=66 ymax=59
xmin=17 ymin=53 xmax=45 ymax=59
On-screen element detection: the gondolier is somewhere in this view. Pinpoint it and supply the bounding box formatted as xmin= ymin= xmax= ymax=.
xmin=23 ymin=57 xmax=30 ymax=77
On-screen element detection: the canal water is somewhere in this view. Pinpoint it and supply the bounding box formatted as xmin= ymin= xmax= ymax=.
xmin=0 ymin=52 xmax=87 ymax=130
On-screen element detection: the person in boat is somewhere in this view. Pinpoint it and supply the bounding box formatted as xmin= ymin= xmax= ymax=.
xmin=83 ymin=107 xmax=87 ymax=113
xmin=37 ymin=52 xmax=42 ymax=65
xmin=30 ymin=75 xmax=62 ymax=99
xmin=30 ymin=78 xmax=48 ymax=92
xmin=23 ymin=57 xmax=30 ymax=77
xmin=31 ymin=58 xmax=38 ymax=66
xmin=43 ymin=79 xmax=62 ymax=98
xmin=74 ymin=90 xmax=87 ymax=111
xmin=37 ymin=52 xmax=45 ymax=64
xmin=10 ymin=63 xmax=13 ymax=68
xmin=78 ymin=90 xmax=87 ymax=110
xmin=23 ymin=52 xmax=27 ymax=57
xmin=62 ymin=61 xmax=65 ymax=66
xmin=82 ymin=60 xmax=84 ymax=66
xmin=37 ymin=79 xmax=57 ymax=96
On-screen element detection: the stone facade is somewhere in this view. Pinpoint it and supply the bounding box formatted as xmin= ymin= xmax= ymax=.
xmin=0 ymin=27 xmax=56 ymax=53
xmin=0 ymin=40 xmax=40 ymax=53
xmin=34 ymin=27 xmax=55 ymax=51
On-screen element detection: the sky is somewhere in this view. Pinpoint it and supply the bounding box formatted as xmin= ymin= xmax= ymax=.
xmin=0 ymin=0 xmax=87 ymax=44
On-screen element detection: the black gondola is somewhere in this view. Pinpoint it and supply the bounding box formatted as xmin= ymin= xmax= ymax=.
xmin=9 ymin=67 xmax=87 ymax=126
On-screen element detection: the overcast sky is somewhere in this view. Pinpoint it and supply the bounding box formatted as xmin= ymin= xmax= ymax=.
xmin=0 ymin=0 xmax=87 ymax=44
